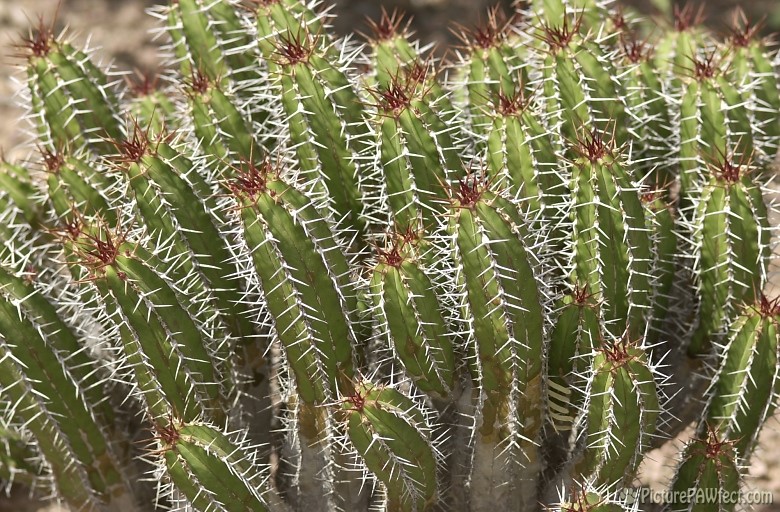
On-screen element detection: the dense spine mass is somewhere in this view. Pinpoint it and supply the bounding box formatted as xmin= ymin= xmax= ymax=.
xmin=1 ymin=0 xmax=780 ymax=511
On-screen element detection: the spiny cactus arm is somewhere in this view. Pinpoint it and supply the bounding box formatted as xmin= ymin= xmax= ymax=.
xmin=160 ymin=421 xmax=287 ymax=512
xmin=678 ymin=71 xmax=727 ymax=198
xmin=187 ymin=71 xmax=260 ymax=164
xmin=0 ymin=163 xmax=42 ymax=229
xmin=121 ymin=138 xmax=256 ymax=343
xmin=232 ymin=166 xmax=357 ymax=399
xmin=342 ymin=383 xmax=438 ymax=512
xmin=126 ymin=75 xmax=179 ymax=138
xmin=25 ymin=35 xmax=123 ymax=155
xmin=704 ymin=297 xmax=780 ymax=460
xmin=168 ymin=0 xmax=228 ymax=83
xmin=641 ymin=190 xmax=678 ymax=346
xmin=725 ymin=26 xmax=780 ymax=155
xmin=688 ymin=158 xmax=770 ymax=357
xmin=619 ymin=39 xmax=675 ymax=186
xmin=0 ymin=355 xmax=99 ymax=510
xmin=368 ymin=237 xmax=455 ymax=397
xmin=575 ymin=342 xmax=659 ymax=488
xmin=273 ymin=53 xmax=366 ymax=237
xmin=367 ymin=79 xmax=455 ymax=231
xmin=444 ymin=179 xmax=545 ymax=510
xmin=44 ymin=152 xmax=118 ymax=226
xmin=364 ymin=9 xmax=420 ymax=89
xmin=570 ymin=141 xmax=651 ymax=338
xmin=0 ymin=280 xmax=136 ymax=509
xmin=27 ymin=59 xmax=85 ymax=152
xmin=669 ymin=427 xmax=740 ymax=512
xmin=547 ymin=289 xmax=600 ymax=432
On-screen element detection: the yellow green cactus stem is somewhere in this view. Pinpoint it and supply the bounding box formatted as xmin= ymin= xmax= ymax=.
xmin=365 ymin=70 xmax=461 ymax=233
xmin=547 ymin=284 xmax=601 ymax=434
xmin=619 ymin=36 xmax=675 ymax=188
xmin=186 ymin=69 xmax=261 ymax=166
xmin=454 ymin=7 xmax=526 ymax=145
xmin=654 ymin=4 xmax=712 ymax=79
xmin=23 ymin=21 xmax=123 ymax=156
xmin=573 ymin=338 xmax=659 ymax=488
xmin=670 ymin=426 xmax=740 ymax=512
xmin=723 ymin=13 xmax=780 ymax=162
xmin=0 ymin=426 xmax=39 ymax=490
xmin=267 ymin=30 xmax=369 ymax=240
xmin=368 ymin=231 xmax=456 ymax=398
xmin=157 ymin=419 xmax=287 ymax=512
xmin=109 ymin=126 xmax=255 ymax=347
xmin=63 ymin=221 xmax=229 ymax=425
xmin=687 ymin=154 xmax=770 ymax=357
xmin=535 ymin=15 xmax=629 ymax=150
xmin=484 ymin=87 xmax=567 ymax=242
xmin=230 ymin=159 xmax=362 ymax=510
xmin=703 ymin=296 xmax=780 ymax=460
xmin=568 ymin=130 xmax=651 ymax=339
xmin=164 ymin=0 xmax=260 ymax=89
xmin=342 ymin=382 xmax=439 ymax=512
xmin=231 ymin=159 xmax=358 ymax=401
xmin=125 ymin=73 xmax=178 ymax=139
xmin=441 ymin=174 xmax=546 ymax=511
xmin=0 ymin=263 xmax=138 ymax=511
xmin=363 ymin=8 xmax=420 ymax=90
xmin=641 ymin=186 xmax=678 ymax=346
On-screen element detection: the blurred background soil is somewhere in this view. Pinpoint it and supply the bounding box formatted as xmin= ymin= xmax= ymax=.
xmin=3 ymin=0 xmax=780 ymax=510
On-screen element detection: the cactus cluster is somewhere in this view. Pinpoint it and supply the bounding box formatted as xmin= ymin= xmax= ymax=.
xmin=2 ymin=0 xmax=780 ymax=511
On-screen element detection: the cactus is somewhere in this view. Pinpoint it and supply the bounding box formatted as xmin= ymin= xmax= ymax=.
xmin=1 ymin=1 xmax=780 ymax=511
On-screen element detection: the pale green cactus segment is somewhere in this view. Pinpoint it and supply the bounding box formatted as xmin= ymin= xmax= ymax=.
xmin=533 ymin=0 xmax=605 ymax=30
xmin=547 ymin=290 xmax=600 ymax=432
xmin=688 ymin=162 xmax=770 ymax=357
xmin=343 ymin=383 xmax=437 ymax=512
xmin=128 ymin=85 xmax=177 ymax=139
xmin=670 ymin=428 xmax=740 ymax=512
xmin=161 ymin=422 xmax=282 ymax=512
xmin=578 ymin=342 xmax=659 ymax=487
xmin=45 ymin=43 xmax=123 ymax=144
xmin=570 ymin=146 xmax=651 ymax=338
xmin=541 ymin=34 xmax=627 ymax=147
xmin=366 ymin=12 xmax=419 ymax=89
xmin=170 ymin=0 xmax=228 ymax=84
xmin=277 ymin=58 xmax=365 ymax=235
xmin=449 ymin=186 xmax=544 ymax=398
xmin=0 ymin=279 xmax=133 ymax=507
xmin=369 ymin=243 xmax=455 ymax=396
xmin=726 ymin=35 xmax=780 ymax=154
xmin=542 ymin=52 xmax=588 ymax=147
xmin=460 ymin=16 xmax=525 ymax=142
xmin=0 ymin=265 xmax=114 ymax=425
xmin=704 ymin=298 xmax=780 ymax=460
xmin=44 ymin=154 xmax=117 ymax=225
xmin=485 ymin=90 xmax=565 ymax=224
xmin=0 ymin=354 xmax=98 ymax=510
xmin=67 ymin=228 xmax=227 ymax=423
xmin=27 ymin=60 xmax=86 ymax=151
xmin=642 ymin=191 xmax=677 ymax=346
xmin=254 ymin=0 xmax=325 ymax=60
xmin=122 ymin=140 xmax=254 ymax=342
xmin=620 ymin=44 xmax=674 ymax=185
xmin=373 ymin=85 xmax=454 ymax=230
xmin=678 ymin=78 xmax=727 ymax=198
xmin=0 ymin=163 xmax=45 ymax=245
xmin=188 ymin=72 xmax=259 ymax=163
xmin=234 ymin=170 xmax=356 ymax=401
xmin=27 ymin=39 xmax=123 ymax=155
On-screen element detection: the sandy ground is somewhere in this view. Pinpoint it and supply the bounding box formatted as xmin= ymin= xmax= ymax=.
xmin=3 ymin=0 xmax=780 ymax=511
